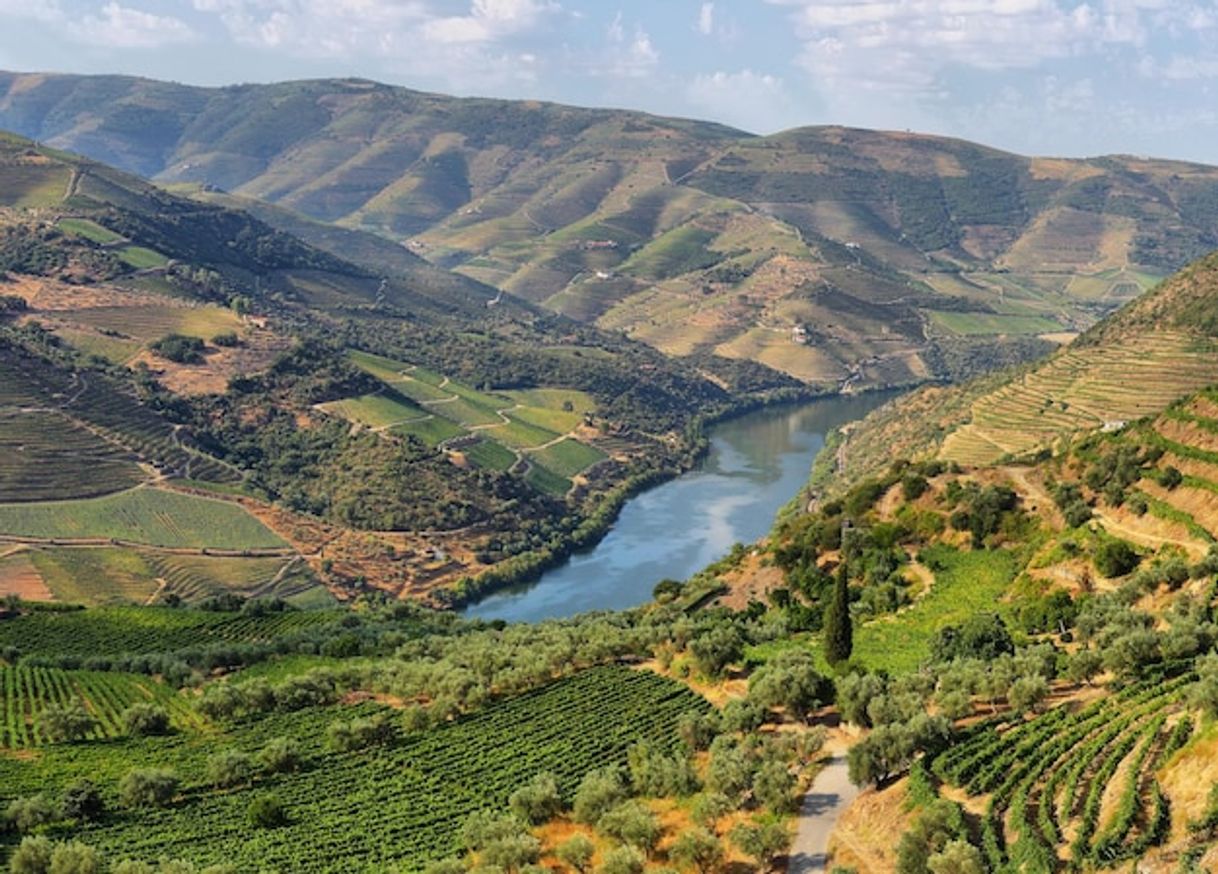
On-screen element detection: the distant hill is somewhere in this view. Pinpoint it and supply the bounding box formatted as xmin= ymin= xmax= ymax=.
xmin=828 ymin=250 xmax=1218 ymax=491
xmin=7 ymin=72 xmax=1218 ymax=389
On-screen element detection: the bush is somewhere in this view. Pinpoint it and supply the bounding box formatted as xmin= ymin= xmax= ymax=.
xmin=246 ymin=793 xmax=288 ymax=829
xmin=257 ymin=737 xmax=302 ymax=774
xmin=60 ymin=780 xmax=104 ymax=823
xmin=207 ymin=750 xmax=254 ymax=789
xmin=509 ymin=772 xmax=563 ymax=825
xmin=39 ymin=703 xmax=95 ymax=744
xmin=150 ymin=334 xmax=205 ymax=364
xmin=556 ymin=835 xmax=595 ymax=873
xmin=48 ymin=841 xmax=100 ymax=874
xmin=6 ymin=795 xmax=56 ymax=833
xmin=1095 ymin=539 xmax=1140 ymax=578
xmin=9 ymin=836 xmax=53 ymax=874
xmin=119 ymin=769 xmax=178 ymax=808
xmin=122 ymin=704 xmax=171 ymax=737
xmin=326 ymin=713 xmax=397 ymax=752
xmin=573 ymin=768 xmax=626 ymax=824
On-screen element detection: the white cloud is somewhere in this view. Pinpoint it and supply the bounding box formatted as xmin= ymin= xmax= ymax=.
xmin=597 ymin=12 xmax=658 ymax=79
xmin=66 ymin=3 xmax=197 ymax=48
xmin=766 ymin=0 xmax=1155 ymax=98
xmin=424 ymin=0 xmax=559 ymax=45
xmin=686 ymin=68 xmax=798 ymax=133
xmin=696 ymin=2 xmax=714 ymax=36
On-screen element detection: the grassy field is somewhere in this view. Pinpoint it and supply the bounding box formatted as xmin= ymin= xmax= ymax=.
xmin=461 ymin=439 xmax=517 ymax=471
xmin=116 ymin=246 xmax=170 ymax=270
xmin=389 ymin=416 xmax=464 ymax=447
xmin=525 ymin=464 xmax=571 ymax=496
xmin=0 ymin=161 xmax=69 ymax=208
xmin=486 ymin=416 xmax=561 ymax=450
xmin=0 ymin=487 xmax=286 ymax=549
xmin=62 ymin=305 xmax=242 ymax=344
xmin=0 ymin=666 xmax=706 ymax=871
xmin=57 ymin=217 xmax=124 ymax=244
xmin=529 ymin=438 xmax=606 ymax=478
xmin=927 ymin=311 xmax=1063 ymax=336
xmin=319 ymin=392 xmax=427 ymax=429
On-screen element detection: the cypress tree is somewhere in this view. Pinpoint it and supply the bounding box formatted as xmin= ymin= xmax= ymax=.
xmin=824 ymin=559 xmax=853 ymax=665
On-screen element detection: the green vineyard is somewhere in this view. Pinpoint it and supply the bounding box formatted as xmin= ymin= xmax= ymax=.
xmin=0 ymin=666 xmax=708 ymax=871
xmin=932 ymin=672 xmax=1195 ymax=871
xmin=0 ymin=606 xmax=345 ymax=659
xmin=0 ymin=665 xmax=205 ymax=747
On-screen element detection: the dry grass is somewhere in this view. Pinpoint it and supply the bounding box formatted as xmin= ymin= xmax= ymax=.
xmin=0 ymin=550 xmax=52 ymax=601
xmin=828 ymin=777 xmax=911 ymax=873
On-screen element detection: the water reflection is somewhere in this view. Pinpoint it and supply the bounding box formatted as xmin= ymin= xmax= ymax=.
xmin=463 ymin=392 xmax=898 ymax=623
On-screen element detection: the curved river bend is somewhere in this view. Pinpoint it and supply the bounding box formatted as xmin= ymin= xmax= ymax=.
xmin=464 ymin=392 xmax=896 ymax=624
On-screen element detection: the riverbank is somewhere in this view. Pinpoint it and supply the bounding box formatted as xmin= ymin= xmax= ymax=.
xmin=461 ymin=390 xmax=899 ymax=623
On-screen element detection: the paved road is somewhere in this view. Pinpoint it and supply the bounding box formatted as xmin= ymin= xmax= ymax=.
xmin=787 ymin=755 xmax=861 ymax=874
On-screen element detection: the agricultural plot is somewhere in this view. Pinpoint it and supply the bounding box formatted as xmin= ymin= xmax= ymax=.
xmin=146 ymin=554 xmax=327 ymax=606
xmin=931 ymin=673 xmax=1195 ymax=871
xmin=530 ymin=438 xmax=606 ymax=478
xmin=0 ymin=666 xmax=204 ymax=748
xmin=0 ymin=160 xmax=69 ymax=208
xmin=926 ymin=310 xmax=1063 ymax=336
xmin=460 ymin=439 xmax=517 ymax=472
xmin=0 ymin=346 xmax=241 ymax=483
xmin=941 ymin=331 xmax=1218 ymax=467
xmin=115 ymin=246 xmax=169 ymax=270
xmin=57 ymin=217 xmax=124 ymax=244
xmin=344 ymin=351 xmax=606 ymax=480
xmin=61 ymin=305 xmax=242 ymax=344
xmin=319 ymin=392 xmax=427 ymax=429
xmin=0 ymin=487 xmax=286 ymax=549
xmin=0 ymin=666 xmax=708 ymax=872
xmin=28 ymin=548 xmax=160 ymax=605
xmin=852 ymin=546 xmax=1018 ymax=673
xmin=0 ymin=410 xmax=145 ymax=502
xmin=0 ymin=606 xmax=344 ymax=659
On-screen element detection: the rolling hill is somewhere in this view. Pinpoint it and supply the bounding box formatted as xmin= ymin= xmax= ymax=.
xmin=5 ymin=72 xmax=1218 ymax=391
xmin=0 ymin=131 xmax=792 ymax=609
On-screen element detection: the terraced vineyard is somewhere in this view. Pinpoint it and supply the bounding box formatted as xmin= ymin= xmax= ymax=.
xmin=0 ymin=487 xmax=286 ymax=549
xmin=337 ymin=351 xmax=607 ymax=492
xmin=932 ymin=673 xmax=1195 ymax=871
xmin=0 ymin=409 xmax=144 ymax=501
xmin=0 ymin=606 xmax=344 ymax=659
xmin=0 ymin=666 xmax=205 ymax=747
xmin=940 ymin=332 xmax=1218 ymax=466
xmin=0 ymin=666 xmax=707 ymax=871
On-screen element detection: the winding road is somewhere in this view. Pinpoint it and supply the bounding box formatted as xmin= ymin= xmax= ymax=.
xmin=787 ymin=755 xmax=860 ymax=874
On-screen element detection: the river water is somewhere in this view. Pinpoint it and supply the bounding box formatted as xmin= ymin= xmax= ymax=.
xmin=463 ymin=392 xmax=897 ymax=623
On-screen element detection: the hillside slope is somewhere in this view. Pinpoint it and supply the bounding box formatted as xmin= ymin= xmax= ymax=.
xmin=7 ymin=72 xmax=1218 ymax=389
xmin=0 ymin=132 xmax=792 ymax=608
xmin=830 ymin=251 xmax=1218 ymax=490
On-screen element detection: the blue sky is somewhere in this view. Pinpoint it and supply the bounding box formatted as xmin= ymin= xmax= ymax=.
xmin=2 ymin=1 xmax=1218 ymax=162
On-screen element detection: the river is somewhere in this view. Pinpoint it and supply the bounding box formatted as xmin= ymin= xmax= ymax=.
xmin=463 ymin=391 xmax=898 ymax=623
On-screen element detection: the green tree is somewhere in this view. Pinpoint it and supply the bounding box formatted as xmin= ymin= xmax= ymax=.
xmin=121 ymin=704 xmax=171 ymax=737
xmin=60 ymin=781 xmax=104 ymax=823
xmin=595 ymin=846 xmax=644 ymax=874
xmin=9 ymin=836 xmax=53 ymax=874
xmin=207 ymin=751 xmax=254 ymax=789
xmin=823 ymin=562 xmax=853 ymax=665
xmin=246 ymin=793 xmax=288 ymax=829
xmin=556 ymin=835 xmax=595 ymax=873
xmin=597 ymin=801 xmax=661 ymax=856
xmin=926 ymin=840 xmax=984 ymax=874
xmin=752 ymin=761 xmax=797 ymax=814
xmin=47 ymin=841 xmax=100 ymax=874
xmin=39 ymin=703 xmax=94 ymax=744
xmin=119 ymin=769 xmax=178 ymax=809
xmin=730 ymin=820 xmax=788 ymax=871
xmin=573 ymin=768 xmax=626 ymax=825
xmin=509 ymin=773 xmax=563 ymax=825
xmin=6 ymin=795 xmax=55 ymax=833
xmin=669 ymin=828 xmax=724 ymax=874
xmin=257 ymin=737 xmax=301 ymax=774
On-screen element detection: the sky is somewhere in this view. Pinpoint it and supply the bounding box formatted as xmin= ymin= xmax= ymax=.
xmin=2 ymin=1 xmax=1218 ymax=162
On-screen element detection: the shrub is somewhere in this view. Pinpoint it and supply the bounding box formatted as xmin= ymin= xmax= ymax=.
xmin=257 ymin=737 xmax=301 ymax=774
xmin=207 ymin=750 xmax=254 ymax=789
xmin=150 ymin=334 xmax=205 ymax=364
xmin=39 ymin=703 xmax=95 ymax=744
xmin=326 ymin=713 xmax=397 ymax=752
xmin=48 ymin=840 xmax=101 ymax=874
xmin=508 ymin=772 xmax=562 ymax=825
xmin=1095 ymin=539 xmax=1140 ymax=578
xmin=9 ymin=836 xmax=53 ymax=874
xmin=556 ymin=835 xmax=595 ymax=873
xmin=119 ymin=769 xmax=178 ymax=808
xmin=6 ymin=795 xmax=56 ymax=833
xmin=573 ymin=768 xmax=626 ymax=824
xmin=246 ymin=793 xmax=288 ymax=829
xmin=60 ymin=780 xmax=104 ymax=823
xmin=122 ymin=704 xmax=171 ymax=737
